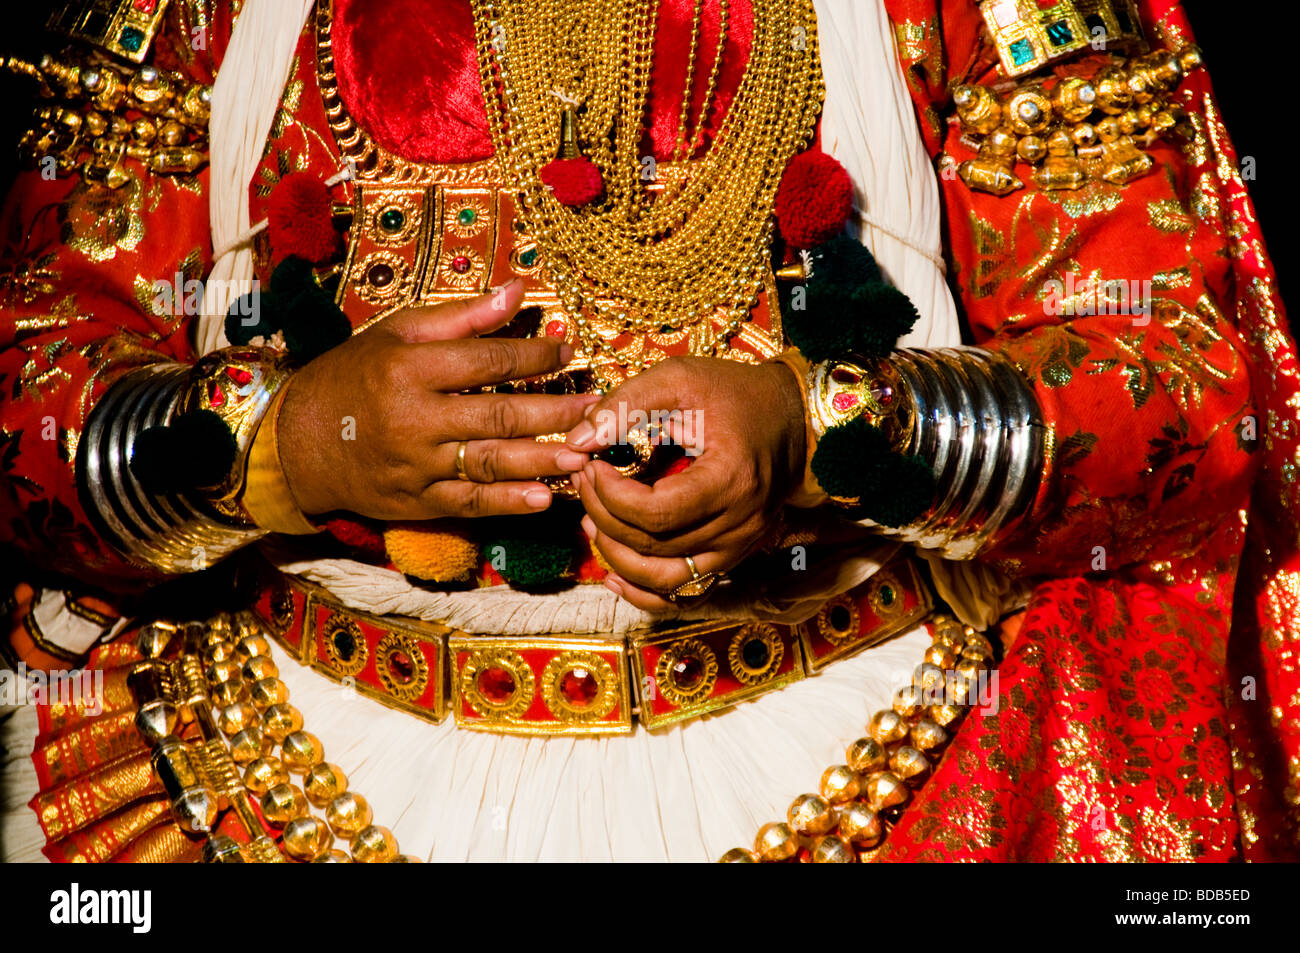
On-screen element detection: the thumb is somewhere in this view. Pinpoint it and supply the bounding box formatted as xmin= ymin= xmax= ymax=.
xmin=382 ymin=278 xmax=526 ymax=342
xmin=566 ymin=366 xmax=684 ymax=452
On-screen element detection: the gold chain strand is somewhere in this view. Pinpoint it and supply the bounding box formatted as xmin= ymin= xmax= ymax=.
xmin=471 ymin=0 xmax=823 ymax=387
xmin=684 ymin=0 xmax=728 ymax=160
xmin=672 ymin=0 xmax=704 ymax=162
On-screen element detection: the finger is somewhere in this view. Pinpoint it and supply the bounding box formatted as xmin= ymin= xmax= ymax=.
xmin=416 ymin=337 xmax=574 ymax=391
xmin=574 ymin=466 xmax=720 ymax=556
xmin=384 ymin=279 xmax=526 ymax=342
xmin=583 ymin=458 xmax=743 ymax=543
xmin=420 ymin=479 xmax=555 ymax=518
xmin=583 ymin=516 xmax=732 ymax=592
xmin=437 ymin=437 xmax=589 ymax=483
xmin=603 ymin=574 xmax=677 ymax=613
xmin=565 ymin=363 xmax=689 ymax=451
xmin=448 ymin=393 xmax=599 ymax=440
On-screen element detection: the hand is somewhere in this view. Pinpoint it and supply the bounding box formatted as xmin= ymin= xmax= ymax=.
xmin=566 ymin=356 xmax=806 ymax=610
xmin=279 ymin=279 xmax=594 ymax=520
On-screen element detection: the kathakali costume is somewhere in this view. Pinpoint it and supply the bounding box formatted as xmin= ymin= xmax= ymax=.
xmin=0 ymin=0 xmax=1297 ymax=862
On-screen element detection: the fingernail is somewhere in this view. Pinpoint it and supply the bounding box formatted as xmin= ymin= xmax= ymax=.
xmin=581 ymin=516 xmax=596 ymax=538
xmin=568 ymin=420 xmax=595 ymax=448
xmin=555 ymin=449 xmax=586 ymax=471
xmin=559 ymin=343 xmax=574 ymax=363
xmin=524 ymin=488 xmax=551 ymax=509
xmin=604 ymin=577 xmax=623 ymax=596
xmin=569 ymin=473 xmax=581 ymax=491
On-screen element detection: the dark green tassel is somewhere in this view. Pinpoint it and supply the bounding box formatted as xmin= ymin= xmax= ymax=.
xmin=270 ymin=256 xmax=351 ymax=362
xmin=810 ymin=415 xmax=935 ymax=527
xmin=224 ymin=291 xmax=277 ymax=345
xmin=130 ymin=410 xmax=238 ymax=494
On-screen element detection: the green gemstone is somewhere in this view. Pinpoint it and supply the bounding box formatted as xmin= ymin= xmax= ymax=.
xmin=879 ymin=585 xmax=895 ymax=606
xmin=457 ymin=207 xmax=477 ymax=226
xmin=379 ymin=208 xmax=405 ymax=233
xmin=518 ymin=247 xmax=538 ymax=267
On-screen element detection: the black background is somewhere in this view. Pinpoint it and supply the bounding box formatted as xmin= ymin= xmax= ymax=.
xmin=0 ymin=3 xmax=1289 ymax=308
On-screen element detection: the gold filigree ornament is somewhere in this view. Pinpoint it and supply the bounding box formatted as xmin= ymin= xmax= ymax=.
xmin=866 ymin=571 xmax=906 ymax=619
xmin=375 ymin=632 xmax=431 ymax=703
xmin=727 ymin=623 xmax=785 ymax=686
xmin=814 ymin=595 xmax=861 ymax=647
xmin=460 ymin=649 xmax=536 ymax=720
xmin=653 ymin=638 xmax=719 ymax=708
xmin=541 ymin=651 xmax=618 ymax=722
xmin=436 ymin=245 xmax=488 ymax=291
xmin=446 ymin=197 xmax=490 ymax=238
xmin=349 ymin=249 xmax=416 ymax=306
xmin=320 ymin=616 xmax=368 ymax=678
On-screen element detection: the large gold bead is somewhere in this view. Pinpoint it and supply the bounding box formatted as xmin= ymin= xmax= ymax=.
xmin=282 ymin=815 xmax=333 ymax=861
xmin=838 ymin=803 xmax=883 ymax=847
xmin=218 ymin=701 xmax=258 ymax=737
xmin=205 ymin=658 xmax=240 ymax=686
xmin=262 ymin=703 xmax=304 ymax=744
xmin=788 ymin=793 xmax=835 ymax=837
xmin=250 ymin=677 xmax=288 ymax=711
xmin=243 ymin=756 xmax=289 ymax=796
xmin=136 ymin=623 xmax=175 ymax=659
xmin=304 ymin=763 xmax=349 ymax=808
xmin=350 ymin=825 xmax=398 ymax=863
xmin=910 ymin=718 xmax=948 ymax=753
xmin=209 ymin=680 xmax=246 ymax=707
xmin=864 ymin=771 xmax=909 ymax=812
xmin=260 ymin=782 xmax=308 ymax=827
xmin=818 ymin=765 xmax=862 ymax=805
xmin=234 ymin=633 xmax=271 ymax=664
xmin=753 ymin=822 xmax=799 ymax=862
xmin=914 ymin=661 xmax=945 ymax=696
xmin=229 ymin=726 xmax=271 ymax=765
xmin=718 ymin=847 xmax=758 ymax=863
xmin=962 ymin=632 xmax=994 ymax=659
xmin=242 ymin=655 xmax=278 ymax=683
xmin=281 ymin=731 xmax=324 ymax=773
xmin=326 ymin=791 xmax=373 ymax=838
xmin=811 ymin=834 xmax=857 ymax=863
xmin=928 ymin=703 xmax=965 ymax=729
xmin=172 ymin=786 xmax=218 ymax=833
xmin=892 ymin=684 xmax=922 ymax=718
xmin=313 ymin=849 xmax=352 ymax=864
xmin=889 ymin=745 xmax=930 ymax=784
xmin=846 ymin=737 xmax=888 ymax=774
xmin=868 ymin=710 xmax=909 ymax=745
xmin=924 ymin=644 xmax=957 ymax=670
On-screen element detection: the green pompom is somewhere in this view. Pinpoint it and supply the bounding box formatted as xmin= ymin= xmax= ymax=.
xmin=809 ymin=236 xmax=883 ymax=291
xmin=481 ymin=507 xmax=580 ymax=588
xmin=224 ymin=290 xmax=278 ymax=345
xmin=811 ymin=415 xmax=935 ymax=527
xmin=849 ymin=282 xmax=920 ymax=356
xmin=270 ymin=256 xmax=351 ymax=361
xmin=130 ymin=410 xmax=238 ymax=494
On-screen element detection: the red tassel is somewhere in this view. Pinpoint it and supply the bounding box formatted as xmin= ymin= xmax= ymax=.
xmin=267 ymin=172 xmax=339 ymax=265
xmin=774 ymin=150 xmax=854 ymax=250
xmin=323 ymin=516 xmax=387 ymax=560
xmin=541 ymin=157 xmax=604 ymax=206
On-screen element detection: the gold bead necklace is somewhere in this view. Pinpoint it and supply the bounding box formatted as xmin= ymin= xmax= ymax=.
xmin=470 ymin=0 xmax=824 ymax=387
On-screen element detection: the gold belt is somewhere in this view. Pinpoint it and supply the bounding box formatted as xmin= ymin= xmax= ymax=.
xmin=252 ymin=553 xmax=934 ymax=736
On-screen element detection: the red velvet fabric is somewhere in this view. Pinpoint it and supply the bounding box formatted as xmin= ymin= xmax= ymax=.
xmin=332 ymin=0 xmax=753 ymax=165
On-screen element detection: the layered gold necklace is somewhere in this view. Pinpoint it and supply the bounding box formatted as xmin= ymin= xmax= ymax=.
xmin=470 ymin=0 xmax=823 ymax=386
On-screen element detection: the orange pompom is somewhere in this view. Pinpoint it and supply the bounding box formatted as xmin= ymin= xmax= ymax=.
xmin=540 ymin=156 xmax=604 ymax=206
xmin=267 ymin=172 xmax=339 ymax=265
xmin=774 ymin=150 xmax=854 ymax=250
xmin=384 ymin=521 xmax=480 ymax=583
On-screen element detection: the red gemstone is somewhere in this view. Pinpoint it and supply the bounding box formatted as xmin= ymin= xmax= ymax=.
xmin=451 ymin=255 xmax=472 ymax=274
xmin=477 ymin=667 xmax=516 ymax=703
xmin=389 ymin=650 xmax=415 ymax=684
xmin=670 ymin=655 xmax=704 ymax=690
xmin=207 ymin=381 xmax=225 ymax=408
xmin=224 ymin=366 xmax=253 ymax=385
xmin=831 ymin=393 xmax=860 ymax=412
xmin=830 ymin=368 xmax=862 ymax=384
xmin=545 ymin=319 xmax=567 ymax=338
xmin=134 ymin=0 xmax=158 ymax=11
xmin=559 ymin=667 xmax=598 ymax=708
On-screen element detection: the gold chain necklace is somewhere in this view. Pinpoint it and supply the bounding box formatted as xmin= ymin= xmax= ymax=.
xmin=470 ymin=0 xmax=823 ymax=388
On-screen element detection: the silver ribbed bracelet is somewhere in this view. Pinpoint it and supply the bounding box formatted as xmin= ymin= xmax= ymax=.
xmin=808 ymin=347 xmax=1046 ymax=559
xmin=77 ymin=363 xmax=269 ymax=574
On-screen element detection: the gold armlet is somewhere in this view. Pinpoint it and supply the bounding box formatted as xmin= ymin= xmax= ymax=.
xmin=769 ymin=349 xmax=827 ymax=509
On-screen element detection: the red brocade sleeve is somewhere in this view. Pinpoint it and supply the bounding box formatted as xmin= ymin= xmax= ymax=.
xmin=0 ymin=4 xmax=237 ymax=591
xmin=880 ymin=0 xmax=1300 ymax=861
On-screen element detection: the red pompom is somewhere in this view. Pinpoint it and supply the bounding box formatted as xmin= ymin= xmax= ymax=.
xmin=540 ymin=157 xmax=604 ymax=206
xmin=774 ymin=150 xmax=854 ymax=250
xmin=323 ymin=516 xmax=387 ymax=560
xmin=267 ymin=172 xmax=339 ymax=265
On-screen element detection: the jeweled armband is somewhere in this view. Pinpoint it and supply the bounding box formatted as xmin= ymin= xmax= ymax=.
xmin=77 ymin=348 xmax=293 ymax=574
xmin=807 ymin=348 xmax=1046 ymax=559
